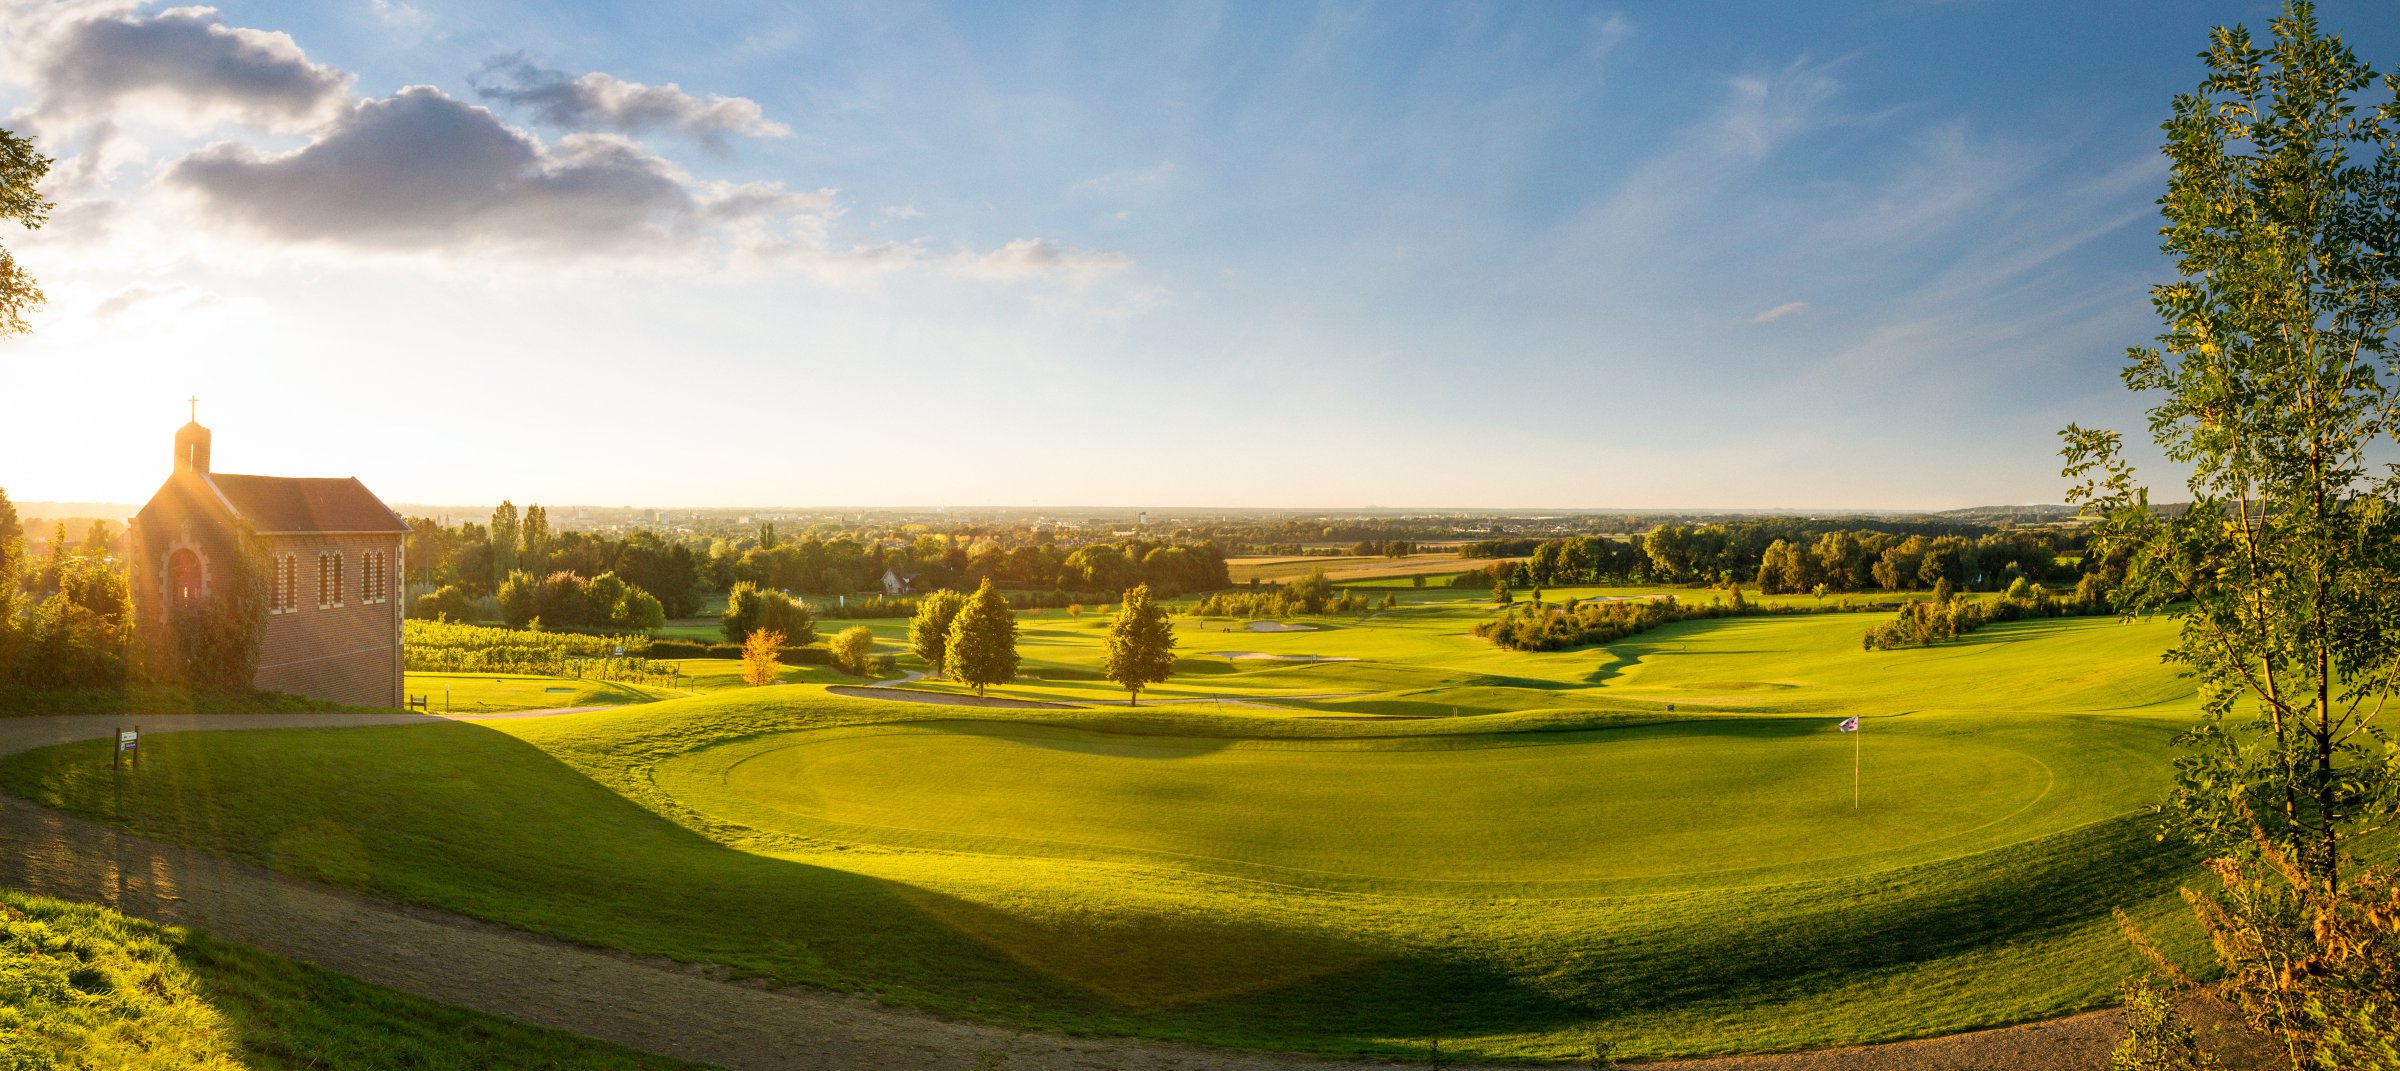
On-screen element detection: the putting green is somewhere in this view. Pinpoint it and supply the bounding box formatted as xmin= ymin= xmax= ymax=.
xmin=658 ymin=718 xmax=2065 ymax=895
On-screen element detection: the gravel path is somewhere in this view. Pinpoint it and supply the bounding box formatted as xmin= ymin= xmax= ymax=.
xmin=0 ymin=713 xmax=2131 ymax=1070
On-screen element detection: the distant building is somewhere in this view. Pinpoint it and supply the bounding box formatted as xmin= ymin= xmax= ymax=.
xmin=129 ymin=419 xmax=410 ymax=707
xmin=881 ymin=568 xmax=921 ymax=596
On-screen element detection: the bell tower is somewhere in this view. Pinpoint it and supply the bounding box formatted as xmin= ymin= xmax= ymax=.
xmin=175 ymin=397 xmax=210 ymax=475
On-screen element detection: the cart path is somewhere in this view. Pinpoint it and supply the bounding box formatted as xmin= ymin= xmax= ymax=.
xmin=0 ymin=713 xmax=2130 ymax=1070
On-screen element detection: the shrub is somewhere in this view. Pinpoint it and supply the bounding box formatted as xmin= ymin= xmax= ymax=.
xmin=740 ymin=628 xmax=784 ymax=686
xmin=830 ymin=625 xmax=877 ymax=676
xmin=722 ymin=581 xmax=816 ymax=645
xmin=409 ymin=584 xmax=477 ymax=622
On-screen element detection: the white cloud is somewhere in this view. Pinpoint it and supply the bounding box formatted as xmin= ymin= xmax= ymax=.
xmin=470 ymin=54 xmax=790 ymax=148
xmin=952 ymin=238 xmax=1132 ymax=282
xmin=369 ymin=0 xmax=425 ymax=28
xmin=1752 ymin=300 xmax=1810 ymax=323
xmin=24 ymin=4 xmax=351 ymax=132
xmin=163 ymin=86 xmax=824 ymax=261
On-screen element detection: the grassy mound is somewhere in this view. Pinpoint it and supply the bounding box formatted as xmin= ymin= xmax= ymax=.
xmin=0 ymin=887 xmax=702 ymax=1070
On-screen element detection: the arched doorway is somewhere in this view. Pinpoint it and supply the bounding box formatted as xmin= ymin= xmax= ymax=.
xmin=168 ymin=549 xmax=205 ymax=610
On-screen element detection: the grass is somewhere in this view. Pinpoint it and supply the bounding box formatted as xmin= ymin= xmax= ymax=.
xmin=407 ymin=658 xmax=868 ymax=712
xmin=0 ymin=595 xmax=2214 ymax=1062
xmin=0 ymin=684 xmax=373 ymax=717
xmin=0 ymin=886 xmax=708 ymax=1070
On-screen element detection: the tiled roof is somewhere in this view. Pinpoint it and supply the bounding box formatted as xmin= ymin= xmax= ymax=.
xmin=205 ymin=473 xmax=410 ymax=534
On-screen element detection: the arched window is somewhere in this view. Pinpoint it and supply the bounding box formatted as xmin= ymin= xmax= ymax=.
xmin=318 ymin=552 xmax=346 ymax=609
xmin=271 ymin=554 xmax=299 ymax=614
xmin=167 ymin=549 xmax=204 ymax=610
xmin=362 ymin=551 xmax=389 ymax=604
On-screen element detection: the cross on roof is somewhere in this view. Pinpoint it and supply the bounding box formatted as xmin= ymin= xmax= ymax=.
xmin=188 ymin=396 xmax=197 ymax=422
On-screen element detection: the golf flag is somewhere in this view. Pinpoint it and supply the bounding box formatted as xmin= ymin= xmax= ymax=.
xmin=1838 ymin=716 xmax=1859 ymax=732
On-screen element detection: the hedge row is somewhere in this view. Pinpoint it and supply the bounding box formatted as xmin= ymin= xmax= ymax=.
xmin=646 ymin=639 xmax=834 ymax=666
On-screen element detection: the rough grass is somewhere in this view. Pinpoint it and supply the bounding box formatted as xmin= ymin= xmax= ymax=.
xmin=0 ymin=887 xmax=708 ymax=1070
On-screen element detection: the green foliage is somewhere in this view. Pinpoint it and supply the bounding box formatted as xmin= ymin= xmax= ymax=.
xmin=495 ymin=569 xmax=537 ymax=627
xmin=0 ymin=125 xmax=53 ymax=338
xmin=1284 ymin=567 xmax=1334 ymax=614
xmin=1102 ymin=583 xmax=1176 ymax=703
xmin=489 ymin=501 xmax=519 ymax=591
xmin=403 ymin=619 xmax=666 ymax=683
xmin=153 ymin=529 xmax=270 ymax=694
xmin=2109 ymin=976 xmax=2219 ymax=1070
xmin=0 ymin=486 xmax=22 ymax=675
xmin=1475 ymin=594 xmax=1785 ymax=652
xmin=2061 ymin=0 xmax=2400 ymax=882
xmin=12 ymin=553 xmax=131 ymax=689
xmin=409 ymin=583 xmax=478 ymax=622
xmin=830 ymin=625 xmax=877 ymax=676
xmin=2061 ymin=7 xmax=2400 ymax=1069
xmin=944 ymin=579 xmax=1019 ymax=697
xmin=908 ymin=589 xmax=967 ymax=676
xmin=720 ymin=580 xmax=816 ymax=645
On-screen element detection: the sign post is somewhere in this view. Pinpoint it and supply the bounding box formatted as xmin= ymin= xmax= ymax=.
xmin=113 ymin=726 xmax=139 ymax=770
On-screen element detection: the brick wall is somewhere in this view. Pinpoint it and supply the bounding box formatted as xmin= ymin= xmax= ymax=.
xmin=256 ymin=532 xmax=407 ymax=708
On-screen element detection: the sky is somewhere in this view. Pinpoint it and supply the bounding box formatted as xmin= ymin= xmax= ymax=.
xmin=1 ymin=0 xmax=2393 ymax=511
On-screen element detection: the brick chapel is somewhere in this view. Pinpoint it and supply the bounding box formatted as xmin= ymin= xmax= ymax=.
xmin=129 ymin=418 xmax=411 ymax=707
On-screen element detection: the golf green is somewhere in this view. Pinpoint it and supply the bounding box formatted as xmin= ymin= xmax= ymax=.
xmin=658 ymin=718 xmax=2060 ymax=894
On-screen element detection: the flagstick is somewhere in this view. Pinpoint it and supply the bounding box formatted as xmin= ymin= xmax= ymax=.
xmin=1853 ymin=719 xmax=1861 ymax=810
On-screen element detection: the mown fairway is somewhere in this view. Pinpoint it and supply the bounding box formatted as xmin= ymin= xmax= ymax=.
xmin=0 ymin=594 xmax=2209 ymax=1061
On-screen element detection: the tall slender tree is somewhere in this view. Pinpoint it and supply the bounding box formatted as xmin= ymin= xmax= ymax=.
xmin=944 ymin=579 xmax=1018 ymax=698
xmin=1103 ymin=583 xmax=1177 ymax=705
xmin=521 ymin=504 xmax=551 ymax=574
xmin=2064 ymin=5 xmax=2400 ymax=1066
xmin=489 ymin=501 xmax=519 ymax=590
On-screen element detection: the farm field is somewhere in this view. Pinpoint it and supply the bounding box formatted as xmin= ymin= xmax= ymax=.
xmin=0 ymin=592 xmax=2209 ymax=1062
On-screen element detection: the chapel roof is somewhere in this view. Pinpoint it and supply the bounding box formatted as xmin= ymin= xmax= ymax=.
xmin=203 ymin=473 xmax=410 ymax=535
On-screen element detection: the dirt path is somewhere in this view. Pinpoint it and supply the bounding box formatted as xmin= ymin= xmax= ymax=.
xmin=0 ymin=713 xmax=2129 ymax=1070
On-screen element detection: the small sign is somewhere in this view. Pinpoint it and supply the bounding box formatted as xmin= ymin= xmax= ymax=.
xmin=613 ymin=645 xmax=625 ymax=657
xmin=118 ymin=730 xmax=138 ymax=751
xmin=113 ymin=726 xmax=140 ymax=771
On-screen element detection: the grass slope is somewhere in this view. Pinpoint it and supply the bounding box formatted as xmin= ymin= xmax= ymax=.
xmin=0 ymin=601 xmax=2210 ymax=1062
xmin=0 ymin=886 xmax=707 ymax=1070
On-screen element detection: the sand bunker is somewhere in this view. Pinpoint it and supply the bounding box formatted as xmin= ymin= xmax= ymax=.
xmin=1244 ymin=621 xmax=1320 ymax=632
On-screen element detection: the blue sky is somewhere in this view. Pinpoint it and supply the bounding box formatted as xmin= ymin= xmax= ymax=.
xmin=3 ymin=1 xmax=2393 ymax=509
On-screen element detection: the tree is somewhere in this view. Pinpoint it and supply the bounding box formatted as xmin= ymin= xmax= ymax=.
xmin=495 ymin=570 xmax=538 ymax=627
xmin=489 ymin=501 xmax=519 ymax=590
xmin=740 ymin=628 xmax=784 ymax=687
xmin=1103 ymin=583 xmax=1177 ymax=705
xmin=908 ymin=589 xmax=967 ymax=677
xmin=1286 ymin=568 xmax=1334 ymax=614
xmin=2061 ymin=6 xmax=2400 ymax=1066
xmin=721 ymin=580 xmax=815 ymax=644
xmin=521 ymin=504 xmax=551 ymax=573
xmin=0 ymin=126 xmax=53 ymax=338
xmin=831 ymin=625 xmax=877 ymax=676
xmin=0 ymin=487 xmax=20 ymax=676
xmin=410 ymin=584 xmax=477 ymax=622
xmin=944 ymin=579 xmax=1019 ymax=697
